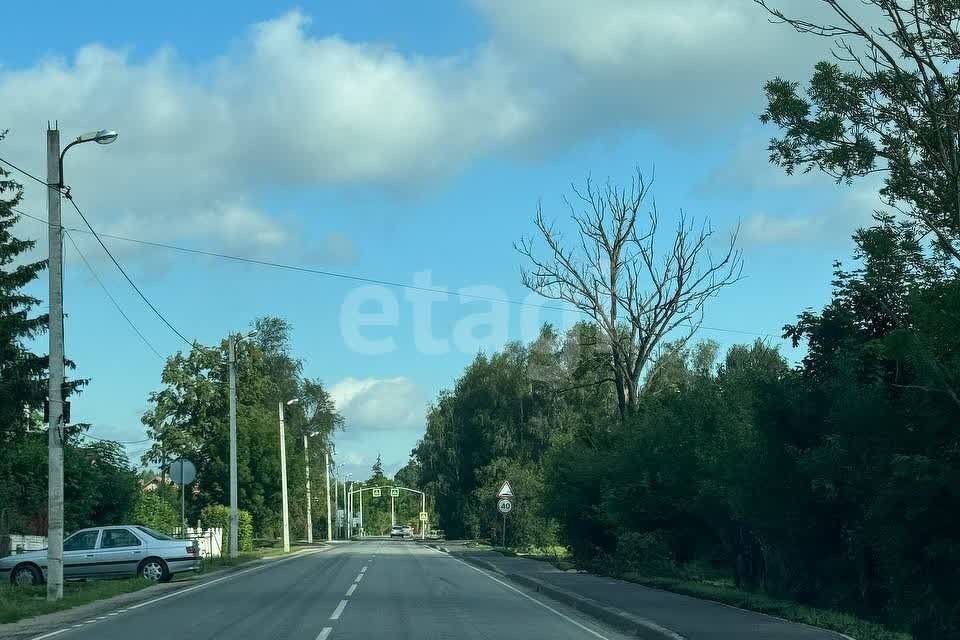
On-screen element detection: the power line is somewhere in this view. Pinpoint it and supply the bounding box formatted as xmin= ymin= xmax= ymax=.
xmin=62 ymin=195 xmax=193 ymax=347
xmin=0 ymin=155 xmax=52 ymax=190
xmin=64 ymin=230 xmax=164 ymax=359
xmin=13 ymin=207 xmax=782 ymax=340
xmin=79 ymin=433 xmax=151 ymax=445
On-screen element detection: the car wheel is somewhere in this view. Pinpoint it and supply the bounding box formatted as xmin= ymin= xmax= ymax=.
xmin=138 ymin=558 xmax=170 ymax=583
xmin=11 ymin=564 xmax=42 ymax=587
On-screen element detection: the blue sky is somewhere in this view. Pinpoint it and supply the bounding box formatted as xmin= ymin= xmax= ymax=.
xmin=2 ymin=1 xmax=880 ymax=478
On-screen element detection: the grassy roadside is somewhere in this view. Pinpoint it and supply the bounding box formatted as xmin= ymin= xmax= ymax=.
xmin=471 ymin=542 xmax=910 ymax=640
xmin=0 ymin=579 xmax=152 ymax=624
xmin=0 ymin=545 xmax=312 ymax=625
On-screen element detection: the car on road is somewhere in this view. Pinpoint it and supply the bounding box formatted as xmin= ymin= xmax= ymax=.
xmin=401 ymin=525 xmax=414 ymax=537
xmin=0 ymin=525 xmax=200 ymax=586
xmin=390 ymin=526 xmax=406 ymax=539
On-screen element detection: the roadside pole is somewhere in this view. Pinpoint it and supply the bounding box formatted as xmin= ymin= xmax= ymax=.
xmin=421 ymin=493 xmax=426 ymax=540
xmin=391 ymin=494 xmax=395 ymax=527
xmin=324 ymin=450 xmax=332 ymax=541
xmin=347 ymin=481 xmax=353 ymax=538
xmin=46 ymin=127 xmax=64 ymax=602
xmin=359 ymin=486 xmax=364 ymax=538
xmin=228 ymin=337 xmax=239 ymax=558
xmin=303 ymin=434 xmax=312 ymax=543
xmin=278 ymin=402 xmax=290 ymax=553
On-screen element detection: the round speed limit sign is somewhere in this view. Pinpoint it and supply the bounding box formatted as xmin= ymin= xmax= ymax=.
xmin=497 ymin=498 xmax=513 ymax=514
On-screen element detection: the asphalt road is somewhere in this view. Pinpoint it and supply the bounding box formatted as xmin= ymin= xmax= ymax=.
xmin=26 ymin=541 xmax=631 ymax=640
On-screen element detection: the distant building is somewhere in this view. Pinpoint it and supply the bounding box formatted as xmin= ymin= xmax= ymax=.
xmin=141 ymin=476 xmax=171 ymax=492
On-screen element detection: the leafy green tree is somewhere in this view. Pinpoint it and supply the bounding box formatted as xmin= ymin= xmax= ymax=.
xmin=758 ymin=0 xmax=960 ymax=261
xmin=140 ymin=317 xmax=342 ymax=541
xmin=0 ymin=132 xmax=46 ymax=440
xmin=133 ymin=491 xmax=179 ymax=534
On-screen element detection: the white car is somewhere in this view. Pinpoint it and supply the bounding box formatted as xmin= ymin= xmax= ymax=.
xmin=0 ymin=525 xmax=200 ymax=586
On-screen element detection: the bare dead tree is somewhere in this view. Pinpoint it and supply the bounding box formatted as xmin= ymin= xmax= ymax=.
xmin=516 ymin=169 xmax=742 ymax=420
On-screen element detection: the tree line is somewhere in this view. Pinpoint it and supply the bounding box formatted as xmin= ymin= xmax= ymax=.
xmin=406 ymin=3 xmax=960 ymax=637
xmin=0 ymin=145 xmax=343 ymax=543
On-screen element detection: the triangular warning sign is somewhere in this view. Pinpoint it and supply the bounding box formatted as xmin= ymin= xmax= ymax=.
xmin=497 ymin=481 xmax=513 ymax=498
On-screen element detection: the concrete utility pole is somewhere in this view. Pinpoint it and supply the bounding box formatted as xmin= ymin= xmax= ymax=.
xmin=278 ymin=401 xmax=292 ymax=553
xmin=347 ymin=482 xmax=352 ymax=538
xmin=228 ymin=337 xmax=239 ymax=558
xmin=303 ymin=434 xmax=312 ymax=543
xmin=46 ymin=127 xmax=64 ymax=602
xmin=43 ymin=125 xmax=118 ymax=600
xmin=358 ymin=485 xmax=363 ymax=537
xmin=324 ymin=450 xmax=332 ymax=541
xmin=421 ymin=492 xmax=427 ymax=540
xmin=391 ymin=493 xmax=395 ymax=527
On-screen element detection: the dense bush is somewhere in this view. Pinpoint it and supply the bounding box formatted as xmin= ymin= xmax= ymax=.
xmin=200 ymin=504 xmax=254 ymax=551
xmin=132 ymin=491 xmax=179 ymax=534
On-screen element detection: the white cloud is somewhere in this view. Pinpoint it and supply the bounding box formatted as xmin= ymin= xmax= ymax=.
xmin=0 ymin=2 xmax=856 ymax=260
xmin=330 ymin=376 xmax=425 ymax=431
xmin=742 ymin=213 xmax=825 ymax=246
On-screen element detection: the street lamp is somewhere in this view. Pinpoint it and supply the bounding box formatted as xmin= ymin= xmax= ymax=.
xmin=278 ymin=398 xmax=298 ymax=553
xmin=228 ymin=330 xmax=257 ymax=558
xmin=45 ymin=125 xmax=117 ymax=601
xmin=302 ymin=424 xmax=332 ymax=544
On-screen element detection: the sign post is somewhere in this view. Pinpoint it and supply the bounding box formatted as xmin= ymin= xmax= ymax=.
xmin=496 ymin=481 xmax=513 ymax=547
xmin=169 ymin=458 xmax=196 ymax=538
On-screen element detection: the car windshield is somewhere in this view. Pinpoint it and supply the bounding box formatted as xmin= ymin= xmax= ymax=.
xmin=134 ymin=526 xmax=175 ymax=541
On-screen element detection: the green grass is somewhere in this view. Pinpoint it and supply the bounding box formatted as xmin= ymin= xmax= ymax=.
xmin=0 ymin=579 xmax=153 ymax=624
xmin=198 ymin=547 xmax=287 ymax=573
xmin=614 ymin=573 xmax=912 ymax=640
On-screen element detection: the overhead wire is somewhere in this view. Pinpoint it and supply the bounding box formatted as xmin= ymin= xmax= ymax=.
xmin=62 ymin=195 xmax=193 ymax=347
xmin=64 ymin=229 xmax=164 ymax=359
xmin=79 ymin=433 xmax=151 ymax=445
xmin=0 ymin=155 xmax=50 ymax=190
xmin=12 ymin=208 xmax=782 ymax=340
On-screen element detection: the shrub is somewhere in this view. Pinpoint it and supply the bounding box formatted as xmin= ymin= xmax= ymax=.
xmin=613 ymin=531 xmax=676 ymax=575
xmin=131 ymin=491 xmax=179 ymax=534
xmin=200 ymin=504 xmax=253 ymax=551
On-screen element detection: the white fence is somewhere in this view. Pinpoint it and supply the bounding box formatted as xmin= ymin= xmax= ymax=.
xmin=1 ymin=534 xmax=47 ymax=557
xmin=176 ymin=527 xmax=223 ymax=558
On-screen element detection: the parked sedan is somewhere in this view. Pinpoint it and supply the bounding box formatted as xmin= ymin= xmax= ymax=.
xmin=0 ymin=525 xmax=200 ymax=586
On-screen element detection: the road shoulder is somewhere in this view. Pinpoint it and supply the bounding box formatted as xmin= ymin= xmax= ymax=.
xmin=427 ymin=542 xmax=852 ymax=640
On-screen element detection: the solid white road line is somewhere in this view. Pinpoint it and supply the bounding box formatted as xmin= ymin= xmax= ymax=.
xmin=444 ymin=553 xmax=612 ymax=640
xmin=330 ymin=599 xmax=349 ymax=620
xmin=354 ymin=573 xmax=364 ymax=583
xmin=315 ymin=627 xmax=333 ymax=640
xmin=346 ymin=583 xmax=357 ymax=596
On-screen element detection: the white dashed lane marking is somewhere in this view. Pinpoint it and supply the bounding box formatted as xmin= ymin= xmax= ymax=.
xmin=315 ymin=627 xmax=332 ymax=640
xmin=330 ymin=599 xmax=348 ymax=620
xmin=346 ymin=583 xmax=357 ymax=596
